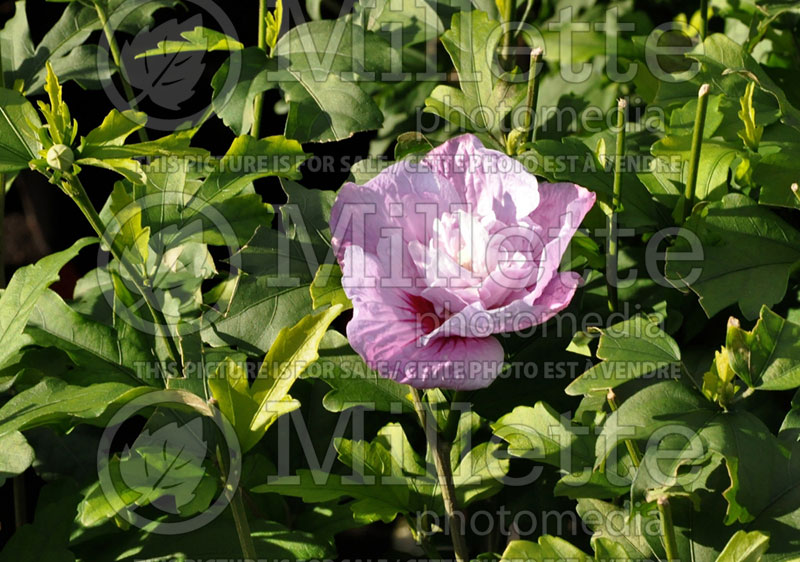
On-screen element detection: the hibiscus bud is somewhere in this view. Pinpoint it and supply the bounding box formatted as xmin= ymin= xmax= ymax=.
xmin=46 ymin=144 xmax=74 ymax=172
xmin=505 ymin=128 xmax=527 ymax=155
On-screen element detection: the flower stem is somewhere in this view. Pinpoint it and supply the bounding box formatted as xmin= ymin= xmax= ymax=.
xmin=700 ymin=0 xmax=709 ymax=39
xmin=410 ymin=388 xmax=469 ymax=562
xmin=681 ymin=84 xmax=710 ymax=223
xmin=501 ymin=0 xmax=516 ymax=69
xmin=522 ymin=48 xmax=543 ymax=144
xmin=230 ymin=489 xmax=257 ymax=559
xmin=657 ymin=496 xmax=680 ymax=561
xmin=13 ymin=475 xmax=25 ymax=529
xmin=252 ymin=0 xmax=269 ymax=138
xmin=93 ymin=0 xmax=148 ymax=142
xmin=607 ymin=98 xmax=626 ymax=313
xmin=61 ymin=174 xmax=182 ymax=377
xmin=210 ymin=397 xmax=257 ymax=560
xmin=606 ymin=389 xmax=641 ymax=468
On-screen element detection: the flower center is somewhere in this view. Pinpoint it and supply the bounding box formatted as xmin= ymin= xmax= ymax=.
xmin=435 ymin=210 xmax=490 ymax=277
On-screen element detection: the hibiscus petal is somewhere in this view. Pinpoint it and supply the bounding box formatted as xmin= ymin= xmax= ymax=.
xmin=341 ymin=245 xmax=504 ymax=390
xmin=422 ymin=133 xmax=540 ymax=223
xmin=422 ymin=271 xmax=582 ymax=341
xmin=330 ymin=160 xmax=462 ymax=265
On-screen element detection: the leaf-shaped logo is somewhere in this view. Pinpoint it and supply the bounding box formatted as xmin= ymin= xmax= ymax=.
xmin=122 ymin=14 xmax=206 ymax=110
xmin=118 ymin=417 xmax=208 ymax=514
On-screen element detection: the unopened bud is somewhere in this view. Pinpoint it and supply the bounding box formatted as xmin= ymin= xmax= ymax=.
xmin=46 ymin=144 xmax=74 ymax=172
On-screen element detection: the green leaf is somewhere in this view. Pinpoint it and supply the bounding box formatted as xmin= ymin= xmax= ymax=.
xmin=452 ymin=438 xmax=508 ymax=507
xmin=80 ymin=414 xmax=216 ymax=527
xmin=108 ymin=182 xmax=150 ymax=265
xmin=425 ymin=10 xmax=525 ymax=135
xmin=208 ymin=305 xmax=345 ymax=450
xmin=254 ymin=469 xmax=406 ymax=524
xmin=394 ymin=131 xmax=433 ymax=160
xmin=77 ymin=131 xmax=209 ymax=183
xmin=0 ymin=2 xmax=34 ymax=87
xmin=249 ymin=304 xmax=345 ymax=437
xmin=715 ymin=530 xmax=770 ymax=562
xmin=0 ymin=378 xmax=152 ymax=438
xmin=281 ymin=70 xmax=384 ymax=143
xmin=312 ymin=330 xmax=414 ymax=413
xmin=201 ymin=228 xmax=319 ymax=353
xmin=213 ymin=20 xmax=393 ymax=139
xmin=577 ymin=498 xmax=657 ymax=560
xmin=565 ymin=316 xmax=681 ymax=395
xmin=135 ymin=26 xmax=244 ymax=58
xmin=193 ymin=135 xmax=307 ymax=203
xmin=737 ymin=82 xmax=764 ymax=151
xmin=0 ymin=431 xmax=34 ymax=485
xmin=2 ymin=0 xmax=176 ymax=94
xmin=73 ymin=513 xmax=330 ymax=561
xmin=726 ymin=306 xmax=800 ymax=390
xmin=280 ymin=178 xmax=336 ymax=247
xmin=525 ymin=137 xmax=667 ymax=228
xmin=650 ymin=135 xmax=740 ymax=201
xmin=491 ymin=402 xmax=595 ymax=467
xmin=754 ymin=151 xmax=800 ymax=210
xmin=208 ymin=358 xmax=260 ymax=452
xmin=0 ymin=87 xmax=41 ymax=172
xmin=353 ymin=0 xmax=443 ymax=45
xmin=0 ymin=237 xmax=96 ymax=367
xmin=439 ymin=11 xmax=502 ymax=127
xmin=310 ymin=264 xmax=351 ymax=310
xmin=596 ymin=380 xmax=790 ymax=525
xmin=25 ymin=289 xmax=153 ymax=382
xmin=264 ymin=0 xmax=283 ymax=54
xmin=211 ymin=47 xmax=274 ymax=135
xmin=500 ymin=536 xmax=591 ymax=562
xmin=688 ymin=34 xmax=800 ymax=131
xmin=81 ymin=109 xmax=148 ymax=147
xmin=334 ymin=436 xmax=411 ymax=508
xmin=666 ymin=193 xmax=800 ymax=319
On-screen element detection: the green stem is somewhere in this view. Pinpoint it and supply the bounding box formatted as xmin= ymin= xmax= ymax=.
xmin=657 ymin=496 xmax=680 ymax=561
xmin=700 ymin=0 xmax=709 ymax=39
xmin=252 ymin=0 xmax=269 ymax=138
xmin=210 ymin=398 xmax=257 ymax=560
xmin=522 ymin=47 xmax=543 ymax=144
xmin=93 ymin=0 xmax=148 ymax=142
xmin=791 ymin=183 xmax=800 ymax=205
xmin=606 ymin=389 xmax=641 ymax=468
xmin=13 ymin=475 xmax=25 ymax=529
xmin=607 ymin=98 xmax=626 ymax=313
xmin=513 ymin=0 xmax=535 ymax=39
xmin=501 ymin=0 xmax=515 ymax=69
xmin=411 ymin=388 xmax=469 ymax=562
xmin=62 ymin=174 xmax=182 ymax=376
xmin=230 ymin=489 xmax=258 ymax=560
xmin=682 ymin=84 xmax=710 ymax=223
